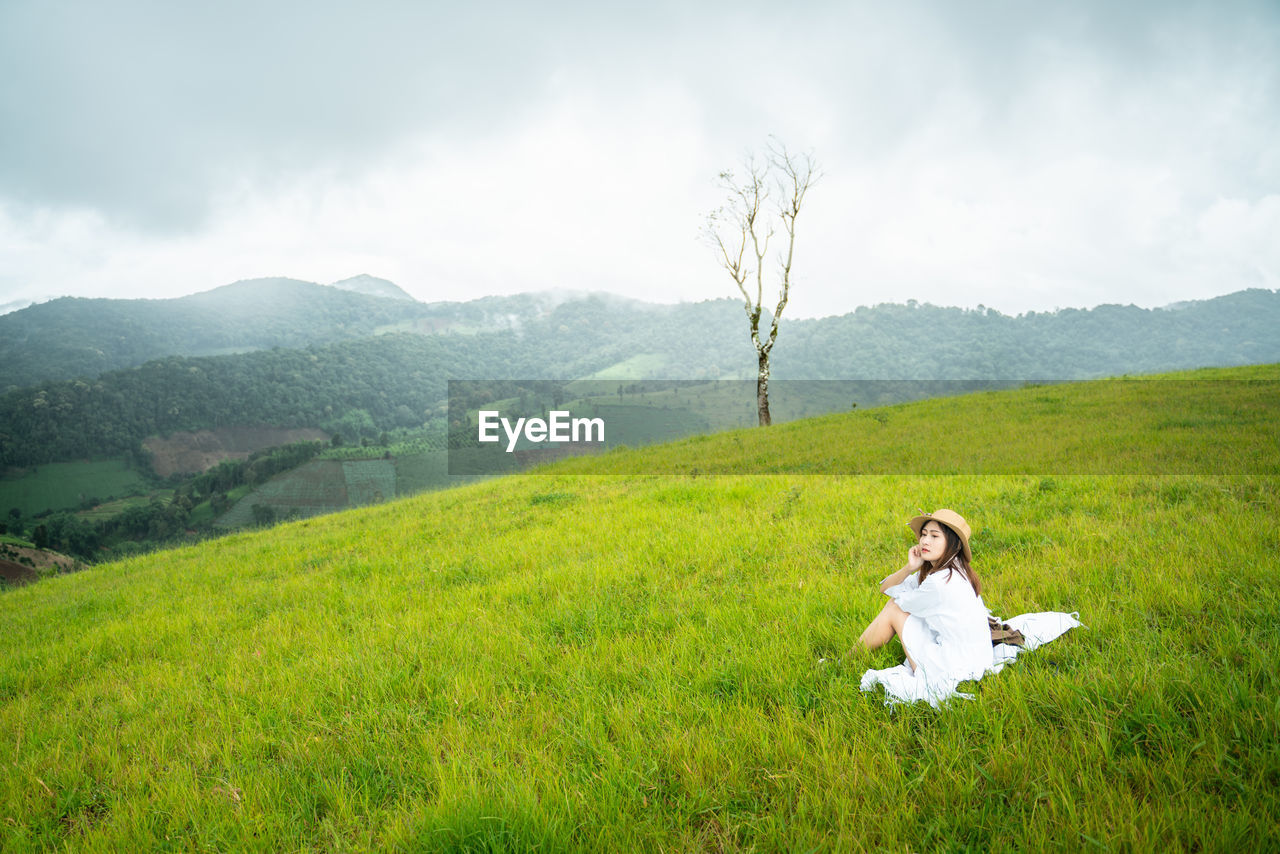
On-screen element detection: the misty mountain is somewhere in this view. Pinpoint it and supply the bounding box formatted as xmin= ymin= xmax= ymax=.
xmin=774 ymin=288 xmax=1280 ymax=380
xmin=11 ymin=271 xmax=1276 ymax=394
xmin=328 ymin=274 xmax=416 ymax=301
xmin=0 ymin=277 xmax=591 ymax=389
xmin=0 ymin=298 xmax=38 ymax=316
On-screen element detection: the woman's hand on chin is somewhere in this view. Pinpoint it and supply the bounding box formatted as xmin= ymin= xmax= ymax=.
xmin=906 ymin=545 xmax=924 ymax=572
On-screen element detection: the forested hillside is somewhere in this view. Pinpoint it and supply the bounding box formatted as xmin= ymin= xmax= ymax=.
xmin=8 ymin=277 xmax=1279 ymax=392
xmin=0 ymin=335 xmax=479 ymax=466
xmin=0 ymin=298 xmax=751 ymax=466
xmin=0 ymin=279 xmax=415 ymax=388
xmin=2 ymin=288 xmax=1279 ymax=468
xmin=0 ymin=279 xmax=686 ymax=389
xmin=775 ymin=288 xmax=1280 ymax=379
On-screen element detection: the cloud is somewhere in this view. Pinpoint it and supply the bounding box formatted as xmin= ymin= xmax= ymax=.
xmin=1183 ymin=195 xmax=1280 ymax=287
xmin=0 ymin=83 xmax=723 ymax=303
xmin=0 ymin=0 xmax=1277 ymax=314
xmin=0 ymin=0 xmax=565 ymax=228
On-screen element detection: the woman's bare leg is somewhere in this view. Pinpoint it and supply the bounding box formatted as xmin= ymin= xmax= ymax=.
xmin=857 ymin=600 xmax=918 ymax=670
xmin=858 ymin=600 xmax=901 ymax=648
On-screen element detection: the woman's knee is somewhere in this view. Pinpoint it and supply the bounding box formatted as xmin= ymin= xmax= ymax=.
xmin=884 ymin=600 xmax=910 ymax=634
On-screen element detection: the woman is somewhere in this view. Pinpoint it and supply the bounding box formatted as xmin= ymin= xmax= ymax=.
xmin=858 ymin=509 xmax=995 ymax=705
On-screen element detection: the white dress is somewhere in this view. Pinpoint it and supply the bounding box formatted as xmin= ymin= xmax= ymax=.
xmin=859 ymin=563 xmax=1083 ymax=707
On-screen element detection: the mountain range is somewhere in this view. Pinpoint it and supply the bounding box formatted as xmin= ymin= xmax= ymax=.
xmin=3 ymin=278 xmax=1279 ymax=392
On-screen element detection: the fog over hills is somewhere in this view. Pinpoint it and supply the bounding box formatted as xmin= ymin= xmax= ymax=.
xmin=0 ymin=277 xmax=567 ymax=387
xmin=2 ymin=277 xmax=1279 ymax=393
xmin=328 ymin=274 xmax=416 ymax=301
xmin=0 ymin=299 xmax=38 ymax=316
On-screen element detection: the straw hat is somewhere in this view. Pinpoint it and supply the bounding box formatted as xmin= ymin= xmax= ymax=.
xmin=908 ymin=509 xmax=972 ymax=564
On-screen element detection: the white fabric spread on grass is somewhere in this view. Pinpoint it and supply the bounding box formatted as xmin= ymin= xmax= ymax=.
xmin=859 ymin=565 xmax=1082 ymax=707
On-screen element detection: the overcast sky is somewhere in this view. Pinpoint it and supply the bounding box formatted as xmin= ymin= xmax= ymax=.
xmin=1 ymin=0 xmax=1277 ymax=317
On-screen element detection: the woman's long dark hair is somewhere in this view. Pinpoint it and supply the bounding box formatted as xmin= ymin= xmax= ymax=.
xmin=917 ymin=522 xmax=982 ymax=596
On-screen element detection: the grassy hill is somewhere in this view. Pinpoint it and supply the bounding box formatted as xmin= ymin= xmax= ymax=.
xmin=0 ymin=459 xmax=151 ymax=516
xmin=0 ymin=365 xmax=1276 ymax=851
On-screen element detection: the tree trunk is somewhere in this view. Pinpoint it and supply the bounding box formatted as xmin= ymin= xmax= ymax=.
xmin=757 ymin=349 xmax=772 ymax=427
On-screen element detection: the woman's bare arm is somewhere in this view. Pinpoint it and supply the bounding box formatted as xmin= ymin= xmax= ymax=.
xmin=879 ymin=564 xmax=913 ymax=593
xmin=878 ymin=545 xmax=925 ymax=593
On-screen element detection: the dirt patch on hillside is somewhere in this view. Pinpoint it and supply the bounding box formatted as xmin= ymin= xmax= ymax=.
xmin=0 ymin=544 xmax=82 ymax=585
xmin=0 ymin=559 xmax=39 ymax=585
xmin=144 ymin=426 xmax=329 ymax=477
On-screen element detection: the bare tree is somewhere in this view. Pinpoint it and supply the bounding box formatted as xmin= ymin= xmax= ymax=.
xmin=703 ymin=140 xmax=819 ymax=426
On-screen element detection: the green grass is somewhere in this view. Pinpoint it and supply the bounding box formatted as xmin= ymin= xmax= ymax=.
xmin=553 ymin=366 xmax=1280 ymax=475
xmin=575 ymin=352 xmax=673 ymax=381
xmin=0 ymin=459 xmax=151 ymax=517
xmin=318 ymin=427 xmax=450 ymax=461
xmin=571 ymin=378 xmax=866 ymax=433
xmin=392 ymin=451 xmax=481 ymax=495
xmin=213 ymin=452 xmax=481 ymax=530
xmin=74 ymin=492 xmax=174 ymax=524
xmin=185 ymin=499 xmax=218 ymax=528
xmin=0 ymin=365 xmax=1277 ymax=851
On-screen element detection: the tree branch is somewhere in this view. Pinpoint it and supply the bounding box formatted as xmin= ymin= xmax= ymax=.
xmin=703 ymin=140 xmax=819 ymax=423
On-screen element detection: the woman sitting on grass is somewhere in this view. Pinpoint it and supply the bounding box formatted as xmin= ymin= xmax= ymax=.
xmin=857 ymin=509 xmax=994 ymax=704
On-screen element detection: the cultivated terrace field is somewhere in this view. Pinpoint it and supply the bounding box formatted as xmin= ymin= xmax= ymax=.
xmin=0 ymin=366 xmax=1276 ymax=851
